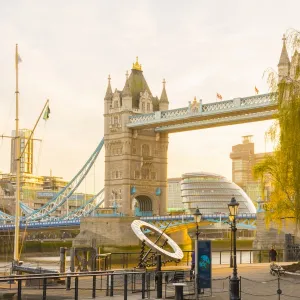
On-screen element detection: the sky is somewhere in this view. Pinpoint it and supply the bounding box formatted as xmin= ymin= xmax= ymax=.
xmin=0 ymin=0 xmax=299 ymax=194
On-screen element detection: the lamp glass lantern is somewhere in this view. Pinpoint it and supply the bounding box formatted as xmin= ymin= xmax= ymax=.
xmin=193 ymin=207 xmax=202 ymax=223
xmin=228 ymin=197 xmax=239 ymax=217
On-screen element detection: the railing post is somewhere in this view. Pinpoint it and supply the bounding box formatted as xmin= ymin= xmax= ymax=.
xmin=92 ymin=275 xmax=96 ymax=298
xmin=124 ymin=273 xmax=128 ymax=300
xmin=240 ymin=251 xmax=242 ymax=264
xmin=106 ymin=274 xmax=109 ymax=296
xmin=250 ymin=251 xmax=252 ymax=264
xmin=74 ymin=276 xmax=79 ymax=300
xmin=142 ymin=273 xmax=146 ymax=299
xmin=220 ymin=251 xmax=222 ymax=264
xmin=156 ymin=255 xmax=163 ymax=299
xmin=42 ymin=278 xmax=47 ymax=300
xmin=17 ymin=279 xmax=22 ymax=300
xmin=147 ymin=272 xmax=151 ymax=299
xmin=66 ymin=273 xmax=71 ymax=290
xmin=110 ymin=274 xmax=114 ymax=297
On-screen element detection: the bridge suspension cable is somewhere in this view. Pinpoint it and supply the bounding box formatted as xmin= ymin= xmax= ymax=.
xmin=25 ymin=138 xmax=104 ymax=221
xmin=61 ymin=188 xmax=104 ymax=220
xmin=20 ymin=202 xmax=35 ymax=216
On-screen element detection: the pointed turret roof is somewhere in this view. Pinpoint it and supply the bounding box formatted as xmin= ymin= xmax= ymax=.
xmin=122 ymin=71 xmax=132 ymax=97
xmin=126 ymin=57 xmax=152 ymax=108
xmin=160 ymin=79 xmax=169 ymax=103
xmin=104 ymin=75 xmax=113 ymax=100
xmin=278 ymin=34 xmax=290 ymax=66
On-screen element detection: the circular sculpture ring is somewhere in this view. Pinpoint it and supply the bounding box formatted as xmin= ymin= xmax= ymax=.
xmin=131 ymin=220 xmax=184 ymax=260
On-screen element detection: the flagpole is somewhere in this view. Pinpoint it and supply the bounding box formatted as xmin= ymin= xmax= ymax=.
xmin=13 ymin=44 xmax=21 ymax=264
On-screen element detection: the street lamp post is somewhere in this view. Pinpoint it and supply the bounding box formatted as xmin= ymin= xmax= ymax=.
xmin=229 ymin=215 xmax=234 ymax=268
xmin=228 ymin=197 xmax=240 ymax=300
xmin=193 ymin=207 xmax=202 ymax=240
xmin=193 ymin=207 xmax=202 ymax=297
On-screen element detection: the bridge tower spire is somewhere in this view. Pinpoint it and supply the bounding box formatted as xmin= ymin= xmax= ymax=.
xmin=278 ymin=34 xmax=290 ymax=81
xmin=104 ymin=75 xmax=113 ymax=114
xmin=159 ymin=78 xmax=169 ymax=111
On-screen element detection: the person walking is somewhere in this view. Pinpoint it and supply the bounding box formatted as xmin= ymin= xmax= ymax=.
xmin=269 ymin=246 xmax=277 ymax=262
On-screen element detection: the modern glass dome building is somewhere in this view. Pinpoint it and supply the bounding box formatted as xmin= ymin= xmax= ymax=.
xmin=181 ymin=172 xmax=256 ymax=214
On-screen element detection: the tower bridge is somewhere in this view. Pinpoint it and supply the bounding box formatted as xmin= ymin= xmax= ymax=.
xmin=0 ymin=35 xmax=296 ymax=228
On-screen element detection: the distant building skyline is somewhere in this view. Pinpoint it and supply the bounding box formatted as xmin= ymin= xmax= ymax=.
xmin=230 ymin=135 xmax=273 ymax=202
xmin=10 ymin=129 xmax=33 ymax=175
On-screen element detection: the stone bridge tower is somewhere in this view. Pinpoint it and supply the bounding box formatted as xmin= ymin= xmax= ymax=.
xmin=104 ymin=58 xmax=169 ymax=216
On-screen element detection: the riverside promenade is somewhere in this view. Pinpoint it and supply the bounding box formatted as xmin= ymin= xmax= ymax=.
xmin=1 ymin=263 xmax=300 ymax=299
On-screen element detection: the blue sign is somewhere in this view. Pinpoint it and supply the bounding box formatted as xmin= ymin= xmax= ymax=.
xmin=195 ymin=240 xmax=212 ymax=289
xmin=36 ymin=191 xmax=85 ymax=200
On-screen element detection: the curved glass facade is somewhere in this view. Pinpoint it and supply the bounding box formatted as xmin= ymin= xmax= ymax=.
xmin=181 ymin=172 xmax=256 ymax=214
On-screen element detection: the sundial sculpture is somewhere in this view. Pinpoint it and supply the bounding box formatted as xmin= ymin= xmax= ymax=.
xmin=131 ymin=220 xmax=184 ymax=268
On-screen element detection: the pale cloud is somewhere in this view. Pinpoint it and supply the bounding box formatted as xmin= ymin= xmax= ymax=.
xmin=0 ymin=0 xmax=299 ymax=193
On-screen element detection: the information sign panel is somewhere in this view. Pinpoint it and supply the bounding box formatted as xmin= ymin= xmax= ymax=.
xmin=195 ymin=240 xmax=212 ymax=289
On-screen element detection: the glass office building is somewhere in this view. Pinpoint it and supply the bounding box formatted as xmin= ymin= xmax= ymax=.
xmin=181 ymin=172 xmax=256 ymax=214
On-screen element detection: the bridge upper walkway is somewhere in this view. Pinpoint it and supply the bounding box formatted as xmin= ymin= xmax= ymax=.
xmin=127 ymin=93 xmax=277 ymax=133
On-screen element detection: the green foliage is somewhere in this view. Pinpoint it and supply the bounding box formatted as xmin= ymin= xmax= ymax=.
xmin=255 ymin=29 xmax=300 ymax=226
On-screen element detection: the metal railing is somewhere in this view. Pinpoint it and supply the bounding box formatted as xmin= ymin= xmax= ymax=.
xmin=106 ymin=249 xmax=286 ymax=269
xmin=1 ymin=267 xmax=299 ymax=299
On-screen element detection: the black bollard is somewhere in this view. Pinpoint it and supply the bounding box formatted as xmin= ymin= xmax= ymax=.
xmin=174 ymin=283 xmax=186 ymax=300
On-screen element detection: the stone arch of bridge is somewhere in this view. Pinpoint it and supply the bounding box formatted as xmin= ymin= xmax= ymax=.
xmin=132 ymin=194 xmax=153 ymax=217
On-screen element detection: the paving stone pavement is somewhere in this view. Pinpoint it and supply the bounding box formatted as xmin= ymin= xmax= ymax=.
xmin=0 ymin=263 xmax=300 ymax=299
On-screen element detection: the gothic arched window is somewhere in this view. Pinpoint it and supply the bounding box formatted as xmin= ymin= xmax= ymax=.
xmin=142 ymin=144 xmax=150 ymax=158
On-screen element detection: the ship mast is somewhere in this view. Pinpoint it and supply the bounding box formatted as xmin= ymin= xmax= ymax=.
xmin=13 ymin=44 xmax=21 ymax=263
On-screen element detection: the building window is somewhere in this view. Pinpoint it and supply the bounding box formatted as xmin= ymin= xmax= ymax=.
xmin=142 ymin=144 xmax=150 ymax=157
xmin=142 ymin=102 xmax=145 ymax=112
xmin=114 ymin=101 xmax=119 ymax=108
xmin=151 ymin=172 xmax=156 ymax=180
xmin=132 ymin=147 xmax=137 ymax=155
xmin=147 ymin=103 xmax=150 ymax=111
xmin=114 ymin=116 xmax=119 ymax=124
xmin=141 ymin=168 xmax=149 ymax=180
xmin=135 ymin=171 xmax=140 ymax=179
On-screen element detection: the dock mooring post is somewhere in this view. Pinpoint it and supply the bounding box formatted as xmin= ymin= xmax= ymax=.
xmin=60 ymin=247 xmax=67 ymax=274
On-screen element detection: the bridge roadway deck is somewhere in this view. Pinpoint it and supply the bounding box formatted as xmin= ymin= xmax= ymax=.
xmin=0 ymin=213 xmax=256 ymax=231
xmin=0 ymin=214 xmax=256 ymax=232
xmin=0 ymin=264 xmax=299 ymax=299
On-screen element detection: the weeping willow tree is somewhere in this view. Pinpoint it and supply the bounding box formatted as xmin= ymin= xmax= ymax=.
xmin=254 ymin=29 xmax=300 ymax=226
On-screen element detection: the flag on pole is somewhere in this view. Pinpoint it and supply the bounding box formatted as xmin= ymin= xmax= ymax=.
xmin=43 ymin=104 xmax=51 ymax=120
xmin=255 ymin=86 xmax=259 ymax=94
xmin=17 ymin=54 xmax=22 ymax=64
xmin=216 ymin=93 xmax=223 ymax=100
xmin=15 ymin=45 xmax=22 ymax=69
